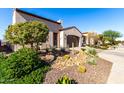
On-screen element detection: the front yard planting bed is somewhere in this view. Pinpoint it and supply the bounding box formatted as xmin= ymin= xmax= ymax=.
xmin=44 ymin=58 xmax=112 ymax=84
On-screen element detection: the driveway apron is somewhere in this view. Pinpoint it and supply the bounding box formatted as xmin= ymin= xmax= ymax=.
xmin=98 ymin=45 xmax=124 ymax=83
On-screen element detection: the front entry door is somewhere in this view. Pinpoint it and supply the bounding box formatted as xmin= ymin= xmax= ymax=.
xmin=53 ymin=33 xmax=58 ymax=47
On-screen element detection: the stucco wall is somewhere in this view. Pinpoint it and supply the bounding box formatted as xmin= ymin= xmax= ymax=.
xmin=83 ymin=33 xmax=89 ymax=44
xmin=64 ymin=28 xmax=82 ymax=37
xmin=60 ymin=31 xmax=64 ymax=48
xmin=12 ymin=9 xmax=63 ymax=50
xmin=60 ymin=28 xmax=82 ymax=48
xmin=82 ymin=32 xmax=98 ymax=45
xmin=13 ymin=10 xmax=62 ymax=32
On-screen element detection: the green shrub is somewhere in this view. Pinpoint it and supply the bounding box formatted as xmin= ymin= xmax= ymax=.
xmin=56 ymin=75 xmax=77 ymax=84
xmin=114 ymin=41 xmax=121 ymax=45
xmin=84 ymin=46 xmax=97 ymax=56
xmin=0 ymin=48 xmax=50 ymax=84
xmin=87 ymin=57 xmax=97 ymax=65
xmin=6 ymin=66 xmax=50 ymax=84
xmin=99 ymin=44 xmax=110 ymax=49
xmin=0 ymin=53 xmax=6 ymax=80
xmin=0 ymin=53 xmax=6 ymax=62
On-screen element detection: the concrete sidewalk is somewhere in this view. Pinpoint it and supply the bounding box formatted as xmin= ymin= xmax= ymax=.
xmin=98 ymin=45 xmax=124 ymax=84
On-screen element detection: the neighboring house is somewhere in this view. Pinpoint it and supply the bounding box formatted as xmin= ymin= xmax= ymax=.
xmin=82 ymin=32 xmax=98 ymax=46
xmin=12 ymin=9 xmax=83 ymax=51
xmin=60 ymin=26 xmax=82 ymax=48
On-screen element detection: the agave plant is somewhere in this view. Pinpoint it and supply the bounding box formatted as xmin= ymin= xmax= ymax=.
xmin=84 ymin=46 xmax=97 ymax=56
xmin=56 ymin=75 xmax=77 ymax=84
xmin=84 ymin=46 xmax=98 ymax=65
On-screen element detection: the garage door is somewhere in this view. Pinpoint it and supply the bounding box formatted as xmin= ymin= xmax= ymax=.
xmin=67 ymin=35 xmax=79 ymax=47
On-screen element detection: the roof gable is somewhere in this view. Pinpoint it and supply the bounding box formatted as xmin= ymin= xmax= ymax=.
xmin=60 ymin=26 xmax=82 ymax=34
xmin=15 ymin=8 xmax=61 ymax=24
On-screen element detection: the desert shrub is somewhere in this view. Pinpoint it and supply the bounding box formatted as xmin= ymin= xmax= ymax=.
xmin=77 ymin=65 xmax=86 ymax=73
xmin=0 ymin=48 xmax=50 ymax=84
xmin=114 ymin=41 xmax=121 ymax=45
xmin=99 ymin=46 xmax=108 ymax=49
xmin=63 ymin=55 xmax=70 ymax=60
xmin=4 ymin=48 xmax=41 ymax=78
xmin=0 ymin=53 xmax=6 ymax=62
xmin=81 ymin=47 xmax=98 ymax=65
xmin=0 ymin=53 xmax=6 ymax=80
xmin=87 ymin=57 xmax=97 ymax=65
xmin=5 ymin=66 xmax=50 ymax=84
xmin=84 ymin=46 xmax=97 ymax=56
xmin=97 ymin=44 xmax=111 ymax=50
xmin=56 ymin=75 xmax=77 ymax=84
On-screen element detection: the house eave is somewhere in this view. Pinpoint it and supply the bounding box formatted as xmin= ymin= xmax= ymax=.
xmin=15 ymin=8 xmax=61 ymax=25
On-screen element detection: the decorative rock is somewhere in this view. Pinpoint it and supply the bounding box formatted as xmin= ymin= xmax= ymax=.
xmin=52 ymin=50 xmax=88 ymax=70
xmin=41 ymin=54 xmax=55 ymax=63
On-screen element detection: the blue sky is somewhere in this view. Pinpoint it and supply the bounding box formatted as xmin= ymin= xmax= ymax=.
xmin=0 ymin=8 xmax=124 ymax=40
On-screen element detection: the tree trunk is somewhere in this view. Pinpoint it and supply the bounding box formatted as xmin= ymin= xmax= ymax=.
xmin=22 ymin=44 xmax=25 ymax=48
xmin=112 ymin=38 xmax=115 ymax=45
xmin=30 ymin=43 xmax=33 ymax=49
xmin=36 ymin=42 xmax=39 ymax=52
xmin=21 ymin=42 xmax=25 ymax=48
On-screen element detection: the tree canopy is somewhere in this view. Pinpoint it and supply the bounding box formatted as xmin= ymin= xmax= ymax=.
xmin=5 ymin=21 xmax=49 ymax=49
xmin=103 ymin=30 xmax=122 ymax=44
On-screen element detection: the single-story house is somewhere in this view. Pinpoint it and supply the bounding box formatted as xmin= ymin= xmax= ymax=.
xmin=82 ymin=32 xmax=98 ymax=46
xmin=12 ymin=9 xmax=83 ymax=51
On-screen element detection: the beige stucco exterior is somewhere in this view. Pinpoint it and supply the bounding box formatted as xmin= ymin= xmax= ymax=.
xmin=13 ymin=9 xmax=62 ymax=31
xmin=82 ymin=32 xmax=98 ymax=45
xmin=12 ymin=9 xmax=84 ymax=50
xmin=60 ymin=27 xmax=82 ymax=48
xmin=13 ymin=9 xmax=63 ymax=50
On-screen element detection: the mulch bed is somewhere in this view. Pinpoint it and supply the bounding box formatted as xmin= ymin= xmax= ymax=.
xmin=43 ymin=58 xmax=112 ymax=84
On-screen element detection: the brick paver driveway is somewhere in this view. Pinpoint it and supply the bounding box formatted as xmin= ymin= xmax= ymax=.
xmin=98 ymin=44 xmax=124 ymax=84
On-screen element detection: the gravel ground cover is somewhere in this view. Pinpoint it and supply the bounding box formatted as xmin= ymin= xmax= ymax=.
xmin=44 ymin=58 xmax=112 ymax=84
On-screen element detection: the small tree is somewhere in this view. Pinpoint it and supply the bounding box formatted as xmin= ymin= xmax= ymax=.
xmin=103 ymin=30 xmax=122 ymax=45
xmin=97 ymin=34 xmax=105 ymax=45
xmin=5 ymin=21 xmax=49 ymax=50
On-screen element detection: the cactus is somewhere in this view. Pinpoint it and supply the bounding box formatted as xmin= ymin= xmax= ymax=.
xmin=77 ymin=65 xmax=86 ymax=73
